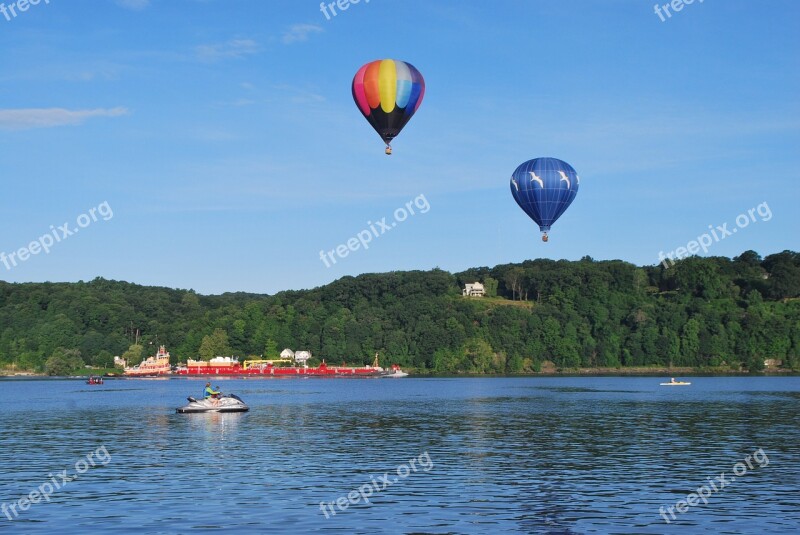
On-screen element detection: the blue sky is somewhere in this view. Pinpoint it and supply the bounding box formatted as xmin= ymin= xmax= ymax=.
xmin=1 ymin=0 xmax=798 ymax=294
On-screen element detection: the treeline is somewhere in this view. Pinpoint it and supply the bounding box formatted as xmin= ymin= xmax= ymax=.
xmin=0 ymin=250 xmax=798 ymax=374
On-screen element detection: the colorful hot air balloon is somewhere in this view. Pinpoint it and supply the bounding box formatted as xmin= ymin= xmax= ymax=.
xmin=352 ymin=59 xmax=425 ymax=155
xmin=510 ymin=157 xmax=580 ymax=242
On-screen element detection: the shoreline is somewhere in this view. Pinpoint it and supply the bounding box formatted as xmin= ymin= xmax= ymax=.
xmin=2 ymin=367 xmax=798 ymax=379
xmin=410 ymin=367 xmax=799 ymax=378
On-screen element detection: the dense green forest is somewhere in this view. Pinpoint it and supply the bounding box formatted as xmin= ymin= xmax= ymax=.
xmin=1 ymin=250 xmax=799 ymax=375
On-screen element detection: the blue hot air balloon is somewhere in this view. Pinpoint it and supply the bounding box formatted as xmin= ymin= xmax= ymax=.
xmin=510 ymin=157 xmax=579 ymax=242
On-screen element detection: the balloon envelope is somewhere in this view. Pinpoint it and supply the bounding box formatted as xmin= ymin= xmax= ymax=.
xmin=352 ymin=59 xmax=425 ymax=147
xmin=510 ymin=157 xmax=579 ymax=234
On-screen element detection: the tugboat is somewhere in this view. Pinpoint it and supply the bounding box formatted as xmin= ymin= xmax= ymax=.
xmin=124 ymin=346 xmax=172 ymax=377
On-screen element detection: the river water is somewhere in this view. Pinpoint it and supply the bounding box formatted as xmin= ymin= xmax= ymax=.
xmin=0 ymin=376 xmax=798 ymax=534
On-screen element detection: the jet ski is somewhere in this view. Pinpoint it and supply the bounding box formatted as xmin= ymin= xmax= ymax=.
xmin=176 ymin=393 xmax=249 ymax=413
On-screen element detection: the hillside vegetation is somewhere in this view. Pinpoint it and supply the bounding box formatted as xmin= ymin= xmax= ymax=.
xmin=1 ymin=250 xmax=798 ymax=375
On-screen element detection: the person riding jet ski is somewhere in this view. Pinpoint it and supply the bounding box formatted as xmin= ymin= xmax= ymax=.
xmin=204 ymin=382 xmax=221 ymax=406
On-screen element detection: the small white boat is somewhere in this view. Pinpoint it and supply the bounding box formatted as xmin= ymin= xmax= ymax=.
xmin=661 ymin=378 xmax=691 ymax=386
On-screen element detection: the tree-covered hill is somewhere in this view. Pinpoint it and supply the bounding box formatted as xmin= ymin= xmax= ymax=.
xmin=1 ymin=250 xmax=798 ymax=374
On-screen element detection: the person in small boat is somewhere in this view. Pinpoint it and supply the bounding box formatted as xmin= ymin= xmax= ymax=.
xmin=204 ymin=382 xmax=221 ymax=406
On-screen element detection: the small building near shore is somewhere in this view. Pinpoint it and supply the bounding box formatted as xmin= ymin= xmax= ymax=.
xmin=463 ymin=282 xmax=486 ymax=297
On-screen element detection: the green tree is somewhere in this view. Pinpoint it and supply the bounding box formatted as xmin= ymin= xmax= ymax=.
xmin=122 ymin=344 xmax=144 ymax=365
xmin=505 ymin=268 xmax=525 ymax=300
xmin=680 ymin=319 xmax=701 ymax=366
xmin=45 ymin=348 xmax=84 ymax=376
xmin=746 ymin=354 xmax=765 ymax=373
xmin=432 ymin=348 xmax=462 ymax=373
xmin=483 ymin=277 xmax=499 ymax=298
xmin=264 ymin=338 xmax=278 ymax=358
xmin=663 ymin=330 xmax=681 ymax=368
xmin=198 ymin=329 xmax=232 ymax=361
xmin=461 ymin=338 xmax=497 ymax=373
xmin=93 ymin=349 xmax=114 ymax=368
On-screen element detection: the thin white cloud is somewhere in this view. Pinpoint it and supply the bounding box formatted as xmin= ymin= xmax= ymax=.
xmin=195 ymin=39 xmax=259 ymax=62
xmin=115 ymin=0 xmax=150 ymax=10
xmin=0 ymin=107 xmax=129 ymax=130
xmin=272 ymin=85 xmax=326 ymax=104
xmin=281 ymin=24 xmax=323 ymax=44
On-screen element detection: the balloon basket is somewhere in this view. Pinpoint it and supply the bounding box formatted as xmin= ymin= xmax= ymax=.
xmin=542 ymin=234 xmax=549 ymax=243
xmin=385 ymin=146 xmax=392 ymax=156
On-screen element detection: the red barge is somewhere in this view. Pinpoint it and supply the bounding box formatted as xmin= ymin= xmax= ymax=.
xmin=174 ymin=352 xmax=406 ymax=378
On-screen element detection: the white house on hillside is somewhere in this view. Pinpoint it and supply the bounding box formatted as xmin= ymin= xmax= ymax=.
xmin=463 ymin=282 xmax=486 ymax=297
xmin=280 ymin=348 xmax=295 ymax=360
xmin=294 ymin=351 xmax=311 ymax=364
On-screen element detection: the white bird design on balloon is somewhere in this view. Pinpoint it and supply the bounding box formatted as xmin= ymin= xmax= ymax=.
xmin=528 ymin=171 xmax=544 ymax=188
xmin=511 ymin=177 xmax=519 ymax=192
xmin=558 ymin=170 xmax=571 ymax=189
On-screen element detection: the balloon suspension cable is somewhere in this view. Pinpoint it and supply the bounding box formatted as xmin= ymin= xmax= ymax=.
xmin=385 ymin=145 xmax=392 ymax=156
xmin=541 ymin=233 xmax=549 ymax=243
